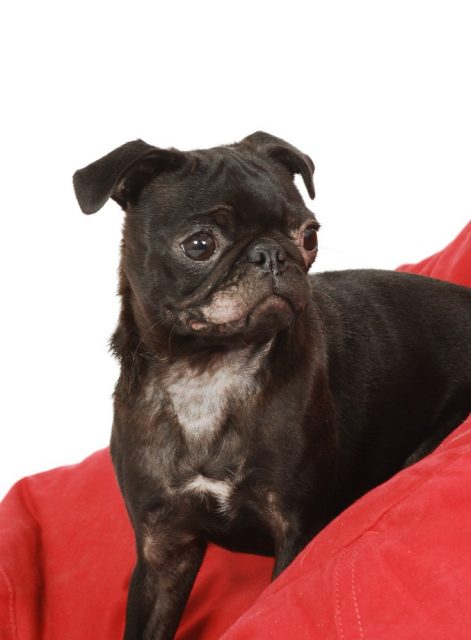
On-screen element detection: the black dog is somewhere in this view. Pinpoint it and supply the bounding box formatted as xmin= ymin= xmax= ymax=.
xmin=73 ymin=133 xmax=471 ymax=640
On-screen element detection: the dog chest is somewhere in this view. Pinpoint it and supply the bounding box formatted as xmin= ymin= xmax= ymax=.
xmin=162 ymin=348 xmax=267 ymax=440
xmin=181 ymin=474 xmax=234 ymax=515
xmin=164 ymin=365 xmax=246 ymax=438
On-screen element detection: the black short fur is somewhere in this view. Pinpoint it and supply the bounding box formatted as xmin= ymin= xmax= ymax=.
xmin=73 ymin=133 xmax=471 ymax=640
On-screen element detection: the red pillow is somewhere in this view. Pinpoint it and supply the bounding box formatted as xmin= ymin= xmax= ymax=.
xmin=1 ymin=220 xmax=470 ymax=639
xmin=397 ymin=220 xmax=471 ymax=287
xmin=0 ymin=451 xmax=273 ymax=639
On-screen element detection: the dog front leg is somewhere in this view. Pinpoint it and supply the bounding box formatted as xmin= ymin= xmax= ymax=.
xmin=271 ymin=511 xmax=335 ymax=579
xmin=263 ymin=493 xmax=326 ymax=580
xmin=271 ymin=524 xmax=309 ymax=579
xmin=123 ymin=529 xmax=206 ymax=640
xmin=262 ymin=496 xmax=307 ymax=579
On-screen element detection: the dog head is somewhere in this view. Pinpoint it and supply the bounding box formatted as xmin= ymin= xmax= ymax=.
xmin=73 ymin=132 xmax=318 ymax=347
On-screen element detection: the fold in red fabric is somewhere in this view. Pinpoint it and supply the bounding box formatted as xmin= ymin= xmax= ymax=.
xmin=0 ymin=451 xmax=274 ymax=639
xmin=1 ymin=219 xmax=470 ymax=639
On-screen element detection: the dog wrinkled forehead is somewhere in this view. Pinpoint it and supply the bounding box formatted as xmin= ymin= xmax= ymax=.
xmin=72 ymin=132 xmax=315 ymax=218
xmin=143 ymin=145 xmax=307 ymax=229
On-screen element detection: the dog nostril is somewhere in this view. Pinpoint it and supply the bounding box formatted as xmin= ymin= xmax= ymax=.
xmin=276 ymin=249 xmax=286 ymax=263
xmin=254 ymin=250 xmax=267 ymax=264
xmin=248 ymin=247 xmax=269 ymax=265
xmin=248 ymin=242 xmax=286 ymax=271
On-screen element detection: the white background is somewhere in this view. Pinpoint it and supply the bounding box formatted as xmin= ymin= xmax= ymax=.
xmin=1 ymin=1 xmax=470 ymax=499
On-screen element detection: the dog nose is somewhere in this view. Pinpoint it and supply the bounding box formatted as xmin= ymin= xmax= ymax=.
xmin=247 ymin=239 xmax=286 ymax=274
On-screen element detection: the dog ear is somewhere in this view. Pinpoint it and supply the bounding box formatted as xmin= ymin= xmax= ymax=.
xmin=240 ymin=131 xmax=315 ymax=199
xmin=73 ymin=140 xmax=186 ymax=214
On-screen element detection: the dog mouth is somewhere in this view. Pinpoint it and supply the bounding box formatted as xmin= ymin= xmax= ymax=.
xmin=247 ymin=294 xmax=294 ymax=325
xmin=188 ymin=293 xmax=298 ymax=335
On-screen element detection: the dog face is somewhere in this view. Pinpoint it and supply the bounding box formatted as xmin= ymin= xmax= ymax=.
xmin=73 ymin=132 xmax=319 ymax=343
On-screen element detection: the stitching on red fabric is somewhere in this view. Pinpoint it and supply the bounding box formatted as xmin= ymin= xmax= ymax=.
xmin=0 ymin=562 xmax=17 ymax=640
xmin=226 ymin=428 xmax=471 ymax=615
xmin=334 ymin=549 xmax=346 ymax=640
xmin=351 ymin=546 xmax=365 ymax=640
xmin=321 ymin=439 xmax=471 ymax=567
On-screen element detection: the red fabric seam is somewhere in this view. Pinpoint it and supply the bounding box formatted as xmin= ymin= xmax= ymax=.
xmin=351 ymin=546 xmax=365 ymax=640
xmin=334 ymin=548 xmax=346 ymax=640
xmin=0 ymin=561 xmax=17 ymax=640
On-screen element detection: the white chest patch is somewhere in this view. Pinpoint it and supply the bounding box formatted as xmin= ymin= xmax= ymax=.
xmin=182 ymin=474 xmax=233 ymax=514
xmin=163 ymin=347 xmax=267 ymax=439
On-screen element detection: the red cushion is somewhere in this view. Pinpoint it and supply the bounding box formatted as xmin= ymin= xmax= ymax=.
xmin=222 ymin=415 xmax=471 ymax=639
xmin=397 ymin=221 xmax=471 ymax=287
xmin=1 ymin=220 xmax=470 ymax=639
xmin=0 ymin=452 xmax=273 ymax=639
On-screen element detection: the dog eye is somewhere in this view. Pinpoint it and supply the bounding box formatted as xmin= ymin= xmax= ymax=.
xmin=181 ymin=232 xmax=217 ymax=261
xmin=302 ymin=225 xmax=318 ymax=251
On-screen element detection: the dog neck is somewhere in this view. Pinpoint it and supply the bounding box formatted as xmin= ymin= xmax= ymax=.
xmin=111 ymin=271 xmax=315 ymax=445
xmin=158 ymin=342 xmax=272 ymax=441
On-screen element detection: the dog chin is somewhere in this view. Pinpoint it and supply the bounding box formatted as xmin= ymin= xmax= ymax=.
xmin=186 ymin=295 xmax=297 ymax=338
